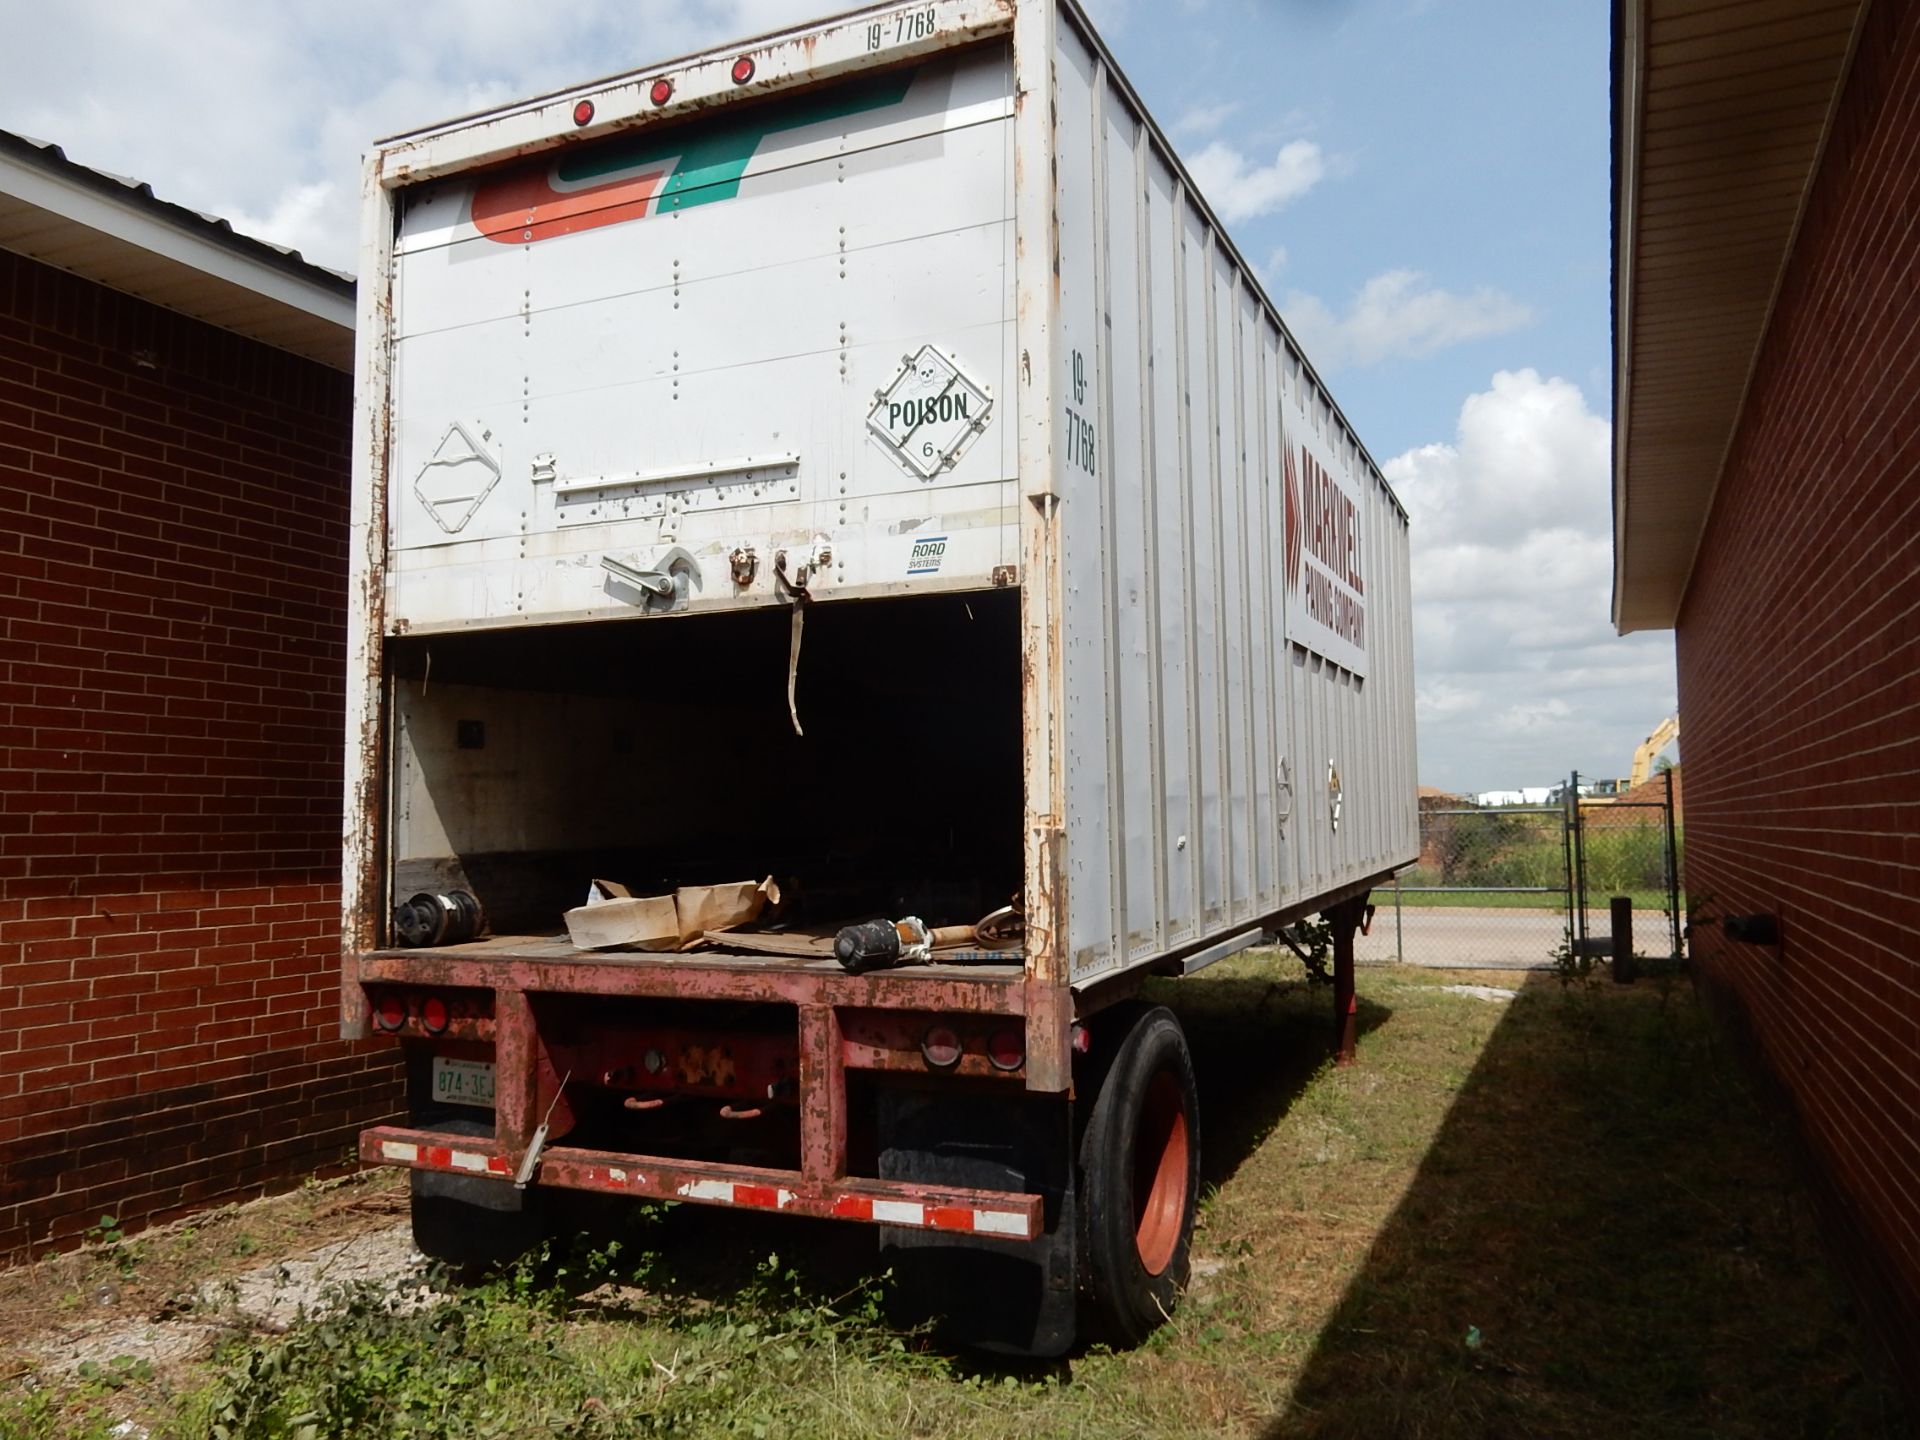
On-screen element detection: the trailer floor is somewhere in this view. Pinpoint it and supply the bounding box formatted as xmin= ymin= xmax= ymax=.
xmin=372 ymin=933 xmax=1023 ymax=977
xmin=358 ymin=934 xmax=1026 ymax=1013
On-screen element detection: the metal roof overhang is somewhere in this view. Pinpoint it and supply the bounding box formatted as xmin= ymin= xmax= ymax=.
xmin=1612 ymin=0 xmax=1869 ymax=633
xmin=0 ymin=132 xmax=354 ymax=372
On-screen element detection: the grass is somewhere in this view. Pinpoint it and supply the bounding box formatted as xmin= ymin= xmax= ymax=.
xmin=3 ymin=958 xmax=1907 ymax=1438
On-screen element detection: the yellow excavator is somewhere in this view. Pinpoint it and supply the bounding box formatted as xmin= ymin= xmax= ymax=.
xmin=1627 ymin=714 xmax=1679 ymax=789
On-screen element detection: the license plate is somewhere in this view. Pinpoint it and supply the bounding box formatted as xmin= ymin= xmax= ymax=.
xmin=431 ymin=1056 xmax=496 ymax=1108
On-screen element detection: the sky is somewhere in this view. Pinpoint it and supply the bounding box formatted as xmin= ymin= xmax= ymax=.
xmin=0 ymin=0 xmax=1676 ymax=794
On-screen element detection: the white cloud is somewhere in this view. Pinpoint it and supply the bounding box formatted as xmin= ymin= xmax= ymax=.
xmin=1172 ymin=101 xmax=1239 ymax=139
xmin=225 ymin=182 xmax=342 ymax=267
xmin=1186 ymin=138 xmax=1326 ymax=222
xmin=0 ymin=0 xmax=828 ymax=272
xmin=1383 ymin=371 xmax=1675 ymax=793
xmin=1284 ymin=269 xmax=1534 ymax=370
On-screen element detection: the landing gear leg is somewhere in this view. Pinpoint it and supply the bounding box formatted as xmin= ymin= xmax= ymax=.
xmin=1324 ymin=895 xmax=1370 ymax=1066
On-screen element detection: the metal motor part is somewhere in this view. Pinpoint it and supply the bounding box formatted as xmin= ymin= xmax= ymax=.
xmin=835 ymin=915 xmax=931 ymax=974
xmin=393 ymin=890 xmax=484 ymax=948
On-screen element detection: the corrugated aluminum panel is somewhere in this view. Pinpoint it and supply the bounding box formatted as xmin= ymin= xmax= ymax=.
xmin=1051 ymin=6 xmax=1416 ymax=986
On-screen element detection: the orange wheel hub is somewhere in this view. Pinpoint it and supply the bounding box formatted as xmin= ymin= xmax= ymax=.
xmin=1132 ymin=1069 xmax=1189 ymax=1275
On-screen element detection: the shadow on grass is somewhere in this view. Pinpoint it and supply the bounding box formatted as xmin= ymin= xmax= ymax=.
xmin=1143 ymin=973 xmax=1393 ymax=1193
xmin=544 ymin=966 xmax=1387 ymax=1366
xmin=1258 ymin=974 xmax=1911 ymax=1440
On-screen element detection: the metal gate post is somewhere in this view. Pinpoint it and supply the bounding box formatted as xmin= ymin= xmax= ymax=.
xmin=1569 ymin=770 xmax=1588 ymax=949
xmin=1561 ymin=772 xmax=1577 ymax=951
xmin=1610 ymin=896 xmax=1636 ymax=984
xmin=1393 ymin=873 xmax=1403 ymax=963
xmin=1664 ymin=767 xmax=1681 ymax=959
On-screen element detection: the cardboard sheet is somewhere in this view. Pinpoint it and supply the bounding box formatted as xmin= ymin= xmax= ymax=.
xmin=563 ymin=876 xmax=780 ymax=952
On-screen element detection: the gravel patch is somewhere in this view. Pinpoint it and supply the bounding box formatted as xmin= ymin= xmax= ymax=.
xmin=1439 ymin=984 xmax=1519 ymax=1003
xmin=27 ymin=1220 xmax=427 ymax=1377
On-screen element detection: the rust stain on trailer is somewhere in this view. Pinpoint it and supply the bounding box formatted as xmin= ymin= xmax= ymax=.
xmin=341 ymin=252 xmax=397 ymax=1040
xmin=364 ymin=1127 xmax=1042 ymax=1239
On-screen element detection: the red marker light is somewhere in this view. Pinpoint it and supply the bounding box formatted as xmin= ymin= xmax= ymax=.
xmin=650 ymin=78 xmax=673 ymax=106
xmin=921 ymin=1024 xmax=962 ymax=1070
xmin=375 ymin=994 xmax=406 ymax=1031
xmin=987 ymin=1029 xmax=1024 ymax=1071
xmin=420 ymin=995 xmax=449 ymax=1034
xmin=731 ymin=56 xmax=756 ymax=85
xmin=572 ymin=99 xmax=595 ymax=127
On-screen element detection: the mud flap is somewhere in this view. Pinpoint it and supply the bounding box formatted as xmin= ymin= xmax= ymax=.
xmin=405 ymin=1048 xmax=528 ymax=1213
xmin=876 ymin=1088 xmax=1076 ymax=1356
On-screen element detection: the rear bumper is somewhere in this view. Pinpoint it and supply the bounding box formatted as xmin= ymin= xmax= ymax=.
xmin=363 ymin=1124 xmax=1042 ymax=1240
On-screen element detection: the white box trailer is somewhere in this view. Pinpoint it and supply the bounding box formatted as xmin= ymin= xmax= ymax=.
xmin=342 ymin=0 xmax=1415 ymax=1352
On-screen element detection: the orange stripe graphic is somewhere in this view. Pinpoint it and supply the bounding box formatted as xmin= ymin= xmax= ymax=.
xmin=471 ymin=166 xmax=670 ymax=245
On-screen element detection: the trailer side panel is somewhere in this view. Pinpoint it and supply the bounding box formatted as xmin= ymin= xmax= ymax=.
xmin=1051 ymin=5 xmax=1417 ymax=986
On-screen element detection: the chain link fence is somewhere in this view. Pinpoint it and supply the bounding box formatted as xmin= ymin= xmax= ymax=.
xmin=1357 ymin=770 xmax=1682 ymax=971
xmin=1570 ymin=770 xmax=1682 ymax=964
xmin=1357 ymin=805 xmax=1570 ymax=969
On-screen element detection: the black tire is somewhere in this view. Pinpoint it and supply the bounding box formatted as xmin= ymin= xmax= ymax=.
xmin=409 ymin=1175 xmax=546 ymax=1268
xmin=1077 ymin=1004 xmax=1201 ymax=1346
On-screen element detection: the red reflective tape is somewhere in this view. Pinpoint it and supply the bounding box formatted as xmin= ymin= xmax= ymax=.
xmin=734 ymin=1183 xmax=780 ymax=1210
xmin=487 ymin=1155 xmax=511 ymax=1175
xmin=423 ymin=1145 xmax=453 ymax=1168
xmin=832 ymin=1194 xmax=874 ymax=1222
xmin=927 ymin=1205 xmax=974 ymax=1232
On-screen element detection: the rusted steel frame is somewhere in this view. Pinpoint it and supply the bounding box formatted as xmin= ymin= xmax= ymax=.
xmin=1013 ymin=0 xmax=1071 ymax=1096
xmin=493 ymin=989 xmax=543 ymax=1156
xmin=355 ymin=952 xmax=1026 ymax=1014
xmin=363 ymin=984 xmax=496 ymax=1042
xmin=547 ymin=1025 xmax=796 ymax=1102
xmin=376 ymin=0 xmax=1018 ymax=187
xmin=339 ymin=152 xmax=397 ymax=1041
xmin=1323 ymin=893 xmax=1370 ymax=1067
xmin=798 ymin=1005 xmax=846 ymax=1181
xmin=359 ymin=1126 xmax=1044 ymax=1240
xmin=840 ymin=1008 xmax=1028 ymax=1079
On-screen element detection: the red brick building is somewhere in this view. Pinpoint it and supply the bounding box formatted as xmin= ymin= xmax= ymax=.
xmin=1614 ymin=0 xmax=1919 ymax=1387
xmin=0 ymin=131 xmax=399 ymax=1257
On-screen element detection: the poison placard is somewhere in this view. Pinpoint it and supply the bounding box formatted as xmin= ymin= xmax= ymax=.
xmin=867 ymin=344 xmax=992 ymax=480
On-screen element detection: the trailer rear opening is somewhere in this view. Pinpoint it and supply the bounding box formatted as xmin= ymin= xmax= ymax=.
xmin=343 ymin=0 xmax=1416 ymax=1354
xmin=386 ymin=590 xmax=1023 ymax=939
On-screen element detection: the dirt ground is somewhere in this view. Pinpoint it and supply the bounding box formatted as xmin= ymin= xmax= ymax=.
xmin=0 ymin=1171 xmax=417 ymax=1405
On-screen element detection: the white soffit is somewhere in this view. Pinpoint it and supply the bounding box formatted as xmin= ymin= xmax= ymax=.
xmin=0 ymin=131 xmax=354 ymax=371
xmin=1612 ymin=0 xmax=1868 ymax=632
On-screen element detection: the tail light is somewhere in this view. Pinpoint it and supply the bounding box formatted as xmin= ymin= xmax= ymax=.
xmin=921 ymin=1024 xmax=962 ymax=1069
xmin=420 ymin=996 xmax=450 ymax=1034
xmin=986 ymin=1029 xmax=1024 ymax=1071
xmin=374 ymin=994 xmax=406 ymax=1032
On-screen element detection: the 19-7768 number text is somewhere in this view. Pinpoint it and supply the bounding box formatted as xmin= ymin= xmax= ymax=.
xmin=868 ymin=8 xmax=938 ymax=49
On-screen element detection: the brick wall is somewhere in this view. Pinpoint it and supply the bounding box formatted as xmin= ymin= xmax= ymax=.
xmin=1676 ymin=0 xmax=1920 ymax=1385
xmin=0 ymin=247 xmax=400 ymax=1257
